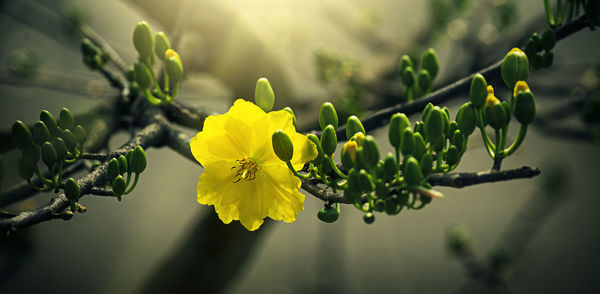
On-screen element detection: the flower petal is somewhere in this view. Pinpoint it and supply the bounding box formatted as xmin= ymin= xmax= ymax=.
xmin=237 ymin=174 xmax=275 ymax=231
xmin=228 ymin=99 xmax=267 ymax=126
xmin=262 ymin=164 xmax=304 ymax=223
xmin=289 ymin=132 xmax=318 ymax=170
xmin=196 ymin=161 xmax=241 ymax=224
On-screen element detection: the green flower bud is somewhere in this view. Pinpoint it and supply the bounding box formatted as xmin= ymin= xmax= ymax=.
xmin=384 ymin=196 xmax=401 ymax=215
xmin=254 ymin=77 xmax=275 ymax=112
xmin=61 ymin=129 xmax=78 ymax=150
xmin=420 ymin=153 xmax=433 ymax=177
xmin=373 ymin=199 xmax=385 ymax=212
xmin=307 ymin=134 xmax=324 ymax=165
xmin=320 ymin=125 xmax=337 ymax=156
xmin=112 ymin=175 xmax=127 ymax=196
xmin=417 ymin=69 xmax=432 ymax=91
xmin=164 ymin=49 xmax=183 ymax=83
xmin=345 ymin=171 xmax=362 ymax=203
xmin=531 ymin=33 xmax=542 ymax=51
xmin=422 ymin=102 xmax=434 ymax=122
xmin=80 ymin=38 xmax=101 ymax=58
xmin=345 ymin=115 xmax=366 ymax=140
xmin=59 ymin=107 xmax=75 ymax=130
xmin=18 ymin=156 xmax=34 ymax=180
xmin=134 ymin=61 xmax=153 ymax=89
xmin=383 ymin=153 xmax=398 ymax=180
xmin=514 ymin=91 xmax=536 ymax=125
xmin=317 ymin=206 xmax=339 ymax=223
xmin=399 ymin=55 xmax=414 ymax=74
xmin=357 ymin=169 xmax=374 ymax=192
xmin=130 ymin=146 xmax=147 ymax=174
xmin=154 ymin=32 xmax=171 ymax=61
xmin=470 ymin=74 xmax=488 ymax=108
xmin=272 ymin=129 xmax=294 ymax=161
xmin=126 ymin=66 xmax=135 ymax=83
xmin=363 ymin=212 xmax=375 ymax=224
xmin=421 ymin=48 xmax=439 ymax=79
xmin=388 ymin=113 xmax=410 ymax=149
xmin=64 ymin=178 xmax=80 ymax=211
xmin=319 ymin=102 xmax=338 ymax=130
xmin=424 ymin=107 xmax=445 ymax=143
xmin=413 ymin=132 xmax=426 ymax=160
xmin=404 ymin=156 xmax=422 ymax=186
xmin=402 ymin=66 xmax=416 ymax=86
xmin=40 ymin=110 xmax=60 ymax=137
xmin=501 ymin=48 xmax=529 ymax=89
xmin=448 ymin=121 xmax=458 ymax=140
xmin=32 ymin=121 xmax=51 ymax=146
xmin=360 ymin=135 xmax=379 ymax=168
xmin=451 ymin=130 xmax=465 ymax=153
xmin=341 ymin=140 xmax=358 ymax=170
xmin=126 ymin=149 xmax=134 ymax=173
xmin=541 ymin=27 xmax=556 ymax=51
xmin=483 ymin=94 xmax=507 ymax=130
xmin=73 ymin=125 xmax=87 ymax=145
xmin=11 ymin=120 xmax=33 ymax=150
xmin=118 ymin=155 xmax=128 ymax=175
xmin=456 ymin=102 xmax=476 ymax=135
xmin=524 ymin=37 xmax=538 ymax=58
xmin=283 ymin=107 xmax=297 ymax=128
xmin=400 ymin=128 xmax=415 ymax=156
xmin=447 ymin=223 xmax=473 ymax=255
xmin=502 ymin=101 xmax=512 ymax=125
xmin=133 ymin=21 xmax=154 ymax=58
xmin=52 ymin=137 xmax=68 ymax=161
xmin=107 ymin=158 xmax=120 ymax=180
xmin=413 ymin=121 xmax=424 ymax=136
xmin=446 ymin=145 xmax=460 ymax=166
xmin=41 ymin=142 xmax=57 ymax=167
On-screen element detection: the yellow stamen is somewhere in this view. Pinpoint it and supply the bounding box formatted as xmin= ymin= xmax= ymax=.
xmin=231 ymin=158 xmax=261 ymax=183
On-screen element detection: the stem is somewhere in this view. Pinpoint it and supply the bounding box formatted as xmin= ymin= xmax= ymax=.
xmin=163 ymin=67 xmax=170 ymax=93
xmin=475 ymin=108 xmax=495 ymax=157
xmin=144 ymin=89 xmax=163 ymax=105
xmin=144 ymin=59 xmax=164 ymax=97
xmin=326 ymin=155 xmax=348 ymax=179
xmin=124 ymin=173 xmax=140 ymax=195
xmin=505 ymin=124 xmax=528 ymax=156
xmin=286 ymin=161 xmax=311 ymax=180
xmin=545 ymin=0 xmax=555 ymax=26
xmin=34 ymin=165 xmax=53 ymax=186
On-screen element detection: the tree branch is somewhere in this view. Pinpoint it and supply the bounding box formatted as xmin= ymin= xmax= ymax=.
xmin=427 ymin=166 xmax=541 ymax=188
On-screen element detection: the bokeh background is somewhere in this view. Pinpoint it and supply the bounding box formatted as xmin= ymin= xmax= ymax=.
xmin=1 ymin=0 xmax=599 ymax=293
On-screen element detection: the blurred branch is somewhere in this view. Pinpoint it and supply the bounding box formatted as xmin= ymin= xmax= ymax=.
xmin=428 ymin=166 xmax=541 ymax=188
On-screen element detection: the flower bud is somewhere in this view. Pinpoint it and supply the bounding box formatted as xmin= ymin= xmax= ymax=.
xmin=283 ymin=107 xmax=297 ymax=128
xmin=413 ymin=132 xmax=426 ymax=160
xmin=383 ymin=153 xmax=398 ymax=180
xmin=385 ymin=196 xmax=401 ymax=215
xmin=399 ymin=55 xmax=414 ymax=74
xmin=400 ymin=127 xmax=415 ymax=156
xmin=134 ymin=61 xmax=152 ymax=89
xmin=320 ymin=125 xmax=337 ymax=156
xmin=272 ymin=129 xmax=294 ymax=161
xmin=470 ymin=74 xmax=488 ymax=108
xmin=420 ymin=153 xmax=433 ymax=177
xmin=541 ymin=27 xmax=556 ymax=51
xmin=451 ymin=130 xmax=465 ymax=153
xmin=133 ymin=21 xmax=154 ymax=58
xmin=373 ymin=199 xmax=385 ymax=212
xmin=524 ymin=37 xmax=538 ymax=58
xmin=165 ymin=49 xmax=183 ymax=83
xmin=422 ymin=102 xmax=434 ymax=122
xmin=61 ymin=129 xmax=77 ymax=150
xmin=126 ymin=149 xmax=134 ymax=173
xmin=413 ymin=121 xmax=424 ymax=136
xmin=402 ymin=67 xmax=416 ymax=87
xmin=154 ymin=32 xmax=171 ymax=61
xmin=130 ymin=146 xmax=147 ymax=174
xmin=64 ymin=178 xmax=80 ymax=211
xmin=319 ymin=102 xmax=338 ymax=130
xmin=446 ymin=145 xmax=460 ymax=166
xmin=11 ymin=120 xmax=33 ymax=150
xmin=363 ymin=212 xmax=375 ymax=224
xmin=417 ymin=69 xmax=432 ymax=91
xmin=41 ymin=142 xmax=57 ymax=167
xmin=483 ymin=93 xmax=507 ymax=130
xmin=388 ymin=113 xmax=410 ymax=149
xmin=501 ymin=48 xmax=529 ymax=89
xmin=502 ymin=101 xmax=512 ymax=125
xmin=424 ymin=106 xmax=445 ymax=143
xmin=251 ymin=77 xmax=275 ymax=112
xmin=307 ymin=134 xmax=324 ymax=165
xmin=456 ymin=102 xmax=476 ymax=135
xmin=112 ymin=175 xmax=127 ymax=196
xmin=73 ymin=125 xmax=87 ymax=145
xmin=345 ymin=171 xmax=362 ymax=203
xmin=360 ymin=135 xmax=379 ymax=168
xmin=421 ymin=48 xmax=439 ymax=79
xmin=341 ymin=140 xmax=358 ymax=169
xmin=317 ymin=206 xmax=339 ymax=223
xmin=52 ymin=137 xmax=68 ymax=161
xmin=107 ymin=158 xmax=120 ymax=180
xmin=357 ymin=169 xmax=374 ymax=192
xmin=514 ymin=90 xmax=536 ymax=125
xmin=404 ymin=156 xmax=423 ymax=186
xmin=80 ymin=38 xmax=102 ymax=58
xmin=59 ymin=107 xmax=75 ymax=130
xmin=345 ymin=115 xmax=366 ymax=140
xmin=18 ymin=156 xmax=34 ymax=180
xmin=118 ymin=155 xmax=128 ymax=175
xmin=32 ymin=121 xmax=51 ymax=146
xmin=40 ymin=110 xmax=60 ymax=137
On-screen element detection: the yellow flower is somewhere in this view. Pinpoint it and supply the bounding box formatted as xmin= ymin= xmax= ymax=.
xmin=190 ymin=99 xmax=318 ymax=231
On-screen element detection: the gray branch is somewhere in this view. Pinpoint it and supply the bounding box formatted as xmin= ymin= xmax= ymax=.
xmin=428 ymin=166 xmax=541 ymax=188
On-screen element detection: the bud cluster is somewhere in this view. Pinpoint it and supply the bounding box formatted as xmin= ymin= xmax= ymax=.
xmin=106 ymin=146 xmax=147 ymax=201
xmin=523 ymin=28 xmax=555 ymax=71
xmin=129 ymin=21 xmax=182 ymax=105
xmin=80 ymin=38 xmax=107 ymax=70
xmin=11 ymin=108 xmax=87 ymax=193
xmin=398 ymin=48 xmax=440 ymax=101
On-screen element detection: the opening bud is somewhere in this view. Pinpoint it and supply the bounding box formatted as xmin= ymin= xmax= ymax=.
xmin=341 ymin=140 xmax=358 ymax=169
xmin=319 ymin=102 xmax=338 ymax=130
xmin=501 ymin=48 xmax=529 ymax=90
xmin=165 ymin=49 xmax=183 ymax=83
xmin=483 ymin=93 xmax=507 ymax=130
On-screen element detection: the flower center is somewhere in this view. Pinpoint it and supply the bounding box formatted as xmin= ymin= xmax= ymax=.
xmin=231 ymin=158 xmax=261 ymax=183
